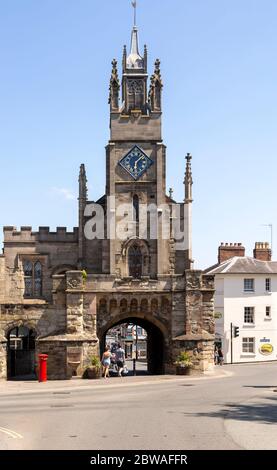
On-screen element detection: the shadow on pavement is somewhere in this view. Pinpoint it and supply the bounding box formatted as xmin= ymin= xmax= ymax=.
xmin=183 ymin=396 xmax=277 ymax=424
xmin=243 ymin=385 xmax=277 ymax=389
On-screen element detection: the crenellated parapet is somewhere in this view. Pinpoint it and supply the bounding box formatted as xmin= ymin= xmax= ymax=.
xmin=3 ymin=226 xmax=79 ymax=244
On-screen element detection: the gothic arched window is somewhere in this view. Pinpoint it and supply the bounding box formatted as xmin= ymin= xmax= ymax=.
xmin=23 ymin=261 xmax=33 ymax=297
xmin=127 ymin=79 xmax=144 ymax=111
xmin=24 ymin=260 xmax=42 ymax=298
xmin=34 ymin=261 xmax=42 ymax=297
xmin=128 ymin=244 xmax=142 ymax=279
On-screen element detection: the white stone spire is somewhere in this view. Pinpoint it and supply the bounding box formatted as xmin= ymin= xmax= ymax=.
xmin=126 ymin=27 xmax=144 ymax=69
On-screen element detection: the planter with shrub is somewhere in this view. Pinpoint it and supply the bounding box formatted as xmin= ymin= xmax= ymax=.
xmin=175 ymin=351 xmax=193 ymax=376
xmin=83 ymin=355 xmax=101 ymax=379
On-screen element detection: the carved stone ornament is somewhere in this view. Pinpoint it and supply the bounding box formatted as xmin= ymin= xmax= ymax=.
xmin=67 ymin=278 xmax=82 ymax=290
xmin=186 ymin=272 xmax=201 ymax=290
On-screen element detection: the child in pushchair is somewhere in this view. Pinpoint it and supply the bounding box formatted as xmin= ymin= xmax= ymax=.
xmin=109 ymin=354 xmax=129 ymax=376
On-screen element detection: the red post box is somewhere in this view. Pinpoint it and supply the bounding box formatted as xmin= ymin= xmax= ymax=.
xmin=38 ymin=354 xmax=48 ymax=382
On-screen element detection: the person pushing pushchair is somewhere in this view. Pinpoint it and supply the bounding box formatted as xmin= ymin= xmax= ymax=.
xmin=115 ymin=343 xmax=126 ymax=377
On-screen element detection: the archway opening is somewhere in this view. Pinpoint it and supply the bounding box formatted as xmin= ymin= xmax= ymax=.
xmin=7 ymin=326 xmax=36 ymax=380
xmin=100 ymin=317 xmax=164 ymax=376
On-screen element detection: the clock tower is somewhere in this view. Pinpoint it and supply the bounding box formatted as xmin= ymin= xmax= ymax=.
xmin=106 ymin=25 xmax=190 ymax=277
xmin=79 ymin=19 xmax=215 ymax=376
xmin=0 ymin=17 xmax=215 ymax=381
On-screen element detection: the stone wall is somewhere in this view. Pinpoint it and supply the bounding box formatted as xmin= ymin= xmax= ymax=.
xmin=37 ymin=340 xmax=68 ymax=380
xmin=37 ymin=338 xmax=99 ymax=380
xmin=0 ymin=303 xmax=66 ymax=339
xmin=0 ymin=337 xmax=7 ymax=379
xmin=169 ymin=270 xmax=215 ymax=372
xmin=0 ymin=256 xmax=5 ymax=303
xmin=0 ymin=251 xmax=214 ymax=379
xmin=3 ymin=226 xmax=79 ymax=303
xmin=110 ymin=112 xmax=161 ymax=142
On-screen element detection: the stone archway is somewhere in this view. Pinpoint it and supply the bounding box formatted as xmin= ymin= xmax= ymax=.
xmin=98 ymin=314 xmax=166 ymax=375
xmin=6 ymin=324 xmax=37 ymax=379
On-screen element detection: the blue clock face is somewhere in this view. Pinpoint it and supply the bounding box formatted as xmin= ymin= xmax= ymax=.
xmin=119 ymin=145 xmax=153 ymax=180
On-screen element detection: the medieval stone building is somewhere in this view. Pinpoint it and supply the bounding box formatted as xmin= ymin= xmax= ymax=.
xmin=0 ymin=25 xmax=215 ymax=380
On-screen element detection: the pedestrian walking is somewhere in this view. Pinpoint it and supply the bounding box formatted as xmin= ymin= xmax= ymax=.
xmin=101 ymin=346 xmax=112 ymax=378
xmin=218 ymin=347 xmax=224 ymax=366
xmin=115 ymin=343 xmax=125 ymax=377
xmin=214 ymin=346 xmax=219 ymax=365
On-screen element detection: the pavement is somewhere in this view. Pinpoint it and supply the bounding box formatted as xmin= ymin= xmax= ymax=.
xmin=224 ymin=386 xmax=277 ymax=450
xmin=0 ymin=366 xmax=231 ymax=395
xmin=0 ymin=362 xmax=276 ymax=450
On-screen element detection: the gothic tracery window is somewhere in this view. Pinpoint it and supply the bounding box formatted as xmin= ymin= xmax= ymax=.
xmin=127 ymin=79 xmax=144 ymax=110
xmin=128 ymin=244 xmax=142 ymax=279
xmin=24 ymin=260 xmax=42 ymax=298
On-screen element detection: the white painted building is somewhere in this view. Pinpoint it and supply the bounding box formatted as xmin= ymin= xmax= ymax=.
xmin=206 ymin=243 xmax=277 ymax=364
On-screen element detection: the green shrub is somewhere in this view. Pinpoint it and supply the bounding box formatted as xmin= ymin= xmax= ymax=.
xmin=90 ymin=355 xmax=101 ymax=369
xmin=175 ymin=351 xmax=192 ymax=367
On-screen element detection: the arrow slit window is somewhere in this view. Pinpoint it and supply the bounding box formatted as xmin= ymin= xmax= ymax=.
xmin=133 ymin=194 xmax=139 ymax=220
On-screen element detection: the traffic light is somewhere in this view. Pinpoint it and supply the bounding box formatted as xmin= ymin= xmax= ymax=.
xmin=234 ymin=326 xmax=239 ymax=338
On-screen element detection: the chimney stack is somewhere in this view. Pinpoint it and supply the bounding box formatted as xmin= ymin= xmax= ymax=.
xmin=218 ymin=243 xmax=245 ymax=264
xmin=253 ymin=242 xmax=271 ymax=261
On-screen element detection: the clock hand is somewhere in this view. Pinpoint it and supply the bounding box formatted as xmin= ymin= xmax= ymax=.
xmin=134 ymin=156 xmax=144 ymax=169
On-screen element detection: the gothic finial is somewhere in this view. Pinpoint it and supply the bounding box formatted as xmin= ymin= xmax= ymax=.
xmin=79 ymin=164 xmax=87 ymax=201
xmin=127 ymin=27 xmax=144 ymax=69
xmin=131 ymin=1 xmax=137 ymax=26
xmin=122 ymin=45 xmax=127 ymax=73
xmin=148 ymin=59 xmax=163 ymax=111
xmin=184 ymin=153 xmax=193 ymax=202
xmin=144 ymin=44 xmax=148 ymax=73
xmin=109 ymin=59 xmax=120 ymax=110
xmin=79 ymin=163 xmax=86 ymax=178
xmin=155 ymin=58 xmax=160 ymax=71
xmin=169 ymin=188 xmax=174 ymax=199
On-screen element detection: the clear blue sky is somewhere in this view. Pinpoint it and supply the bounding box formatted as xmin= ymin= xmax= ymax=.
xmin=0 ymin=0 xmax=276 ymax=268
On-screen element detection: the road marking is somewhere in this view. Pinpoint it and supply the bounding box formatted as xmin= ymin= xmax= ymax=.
xmin=0 ymin=427 xmax=23 ymax=439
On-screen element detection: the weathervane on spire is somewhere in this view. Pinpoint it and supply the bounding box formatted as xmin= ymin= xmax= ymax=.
xmin=131 ymin=0 xmax=137 ymax=26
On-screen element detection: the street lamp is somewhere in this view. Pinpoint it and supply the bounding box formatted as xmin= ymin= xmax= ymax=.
xmin=136 ymin=324 xmax=138 ymax=361
xmin=132 ymin=324 xmax=139 ymax=376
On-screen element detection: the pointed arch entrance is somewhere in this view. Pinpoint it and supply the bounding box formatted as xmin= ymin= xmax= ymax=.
xmin=99 ymin=316 xmax=165 ymax=375
xmin=7 ymin=326 xmax=37 ymax=379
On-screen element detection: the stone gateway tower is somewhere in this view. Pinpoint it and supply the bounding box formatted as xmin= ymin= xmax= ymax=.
xmin=0 ymin=24 xmax=215 ymax=380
